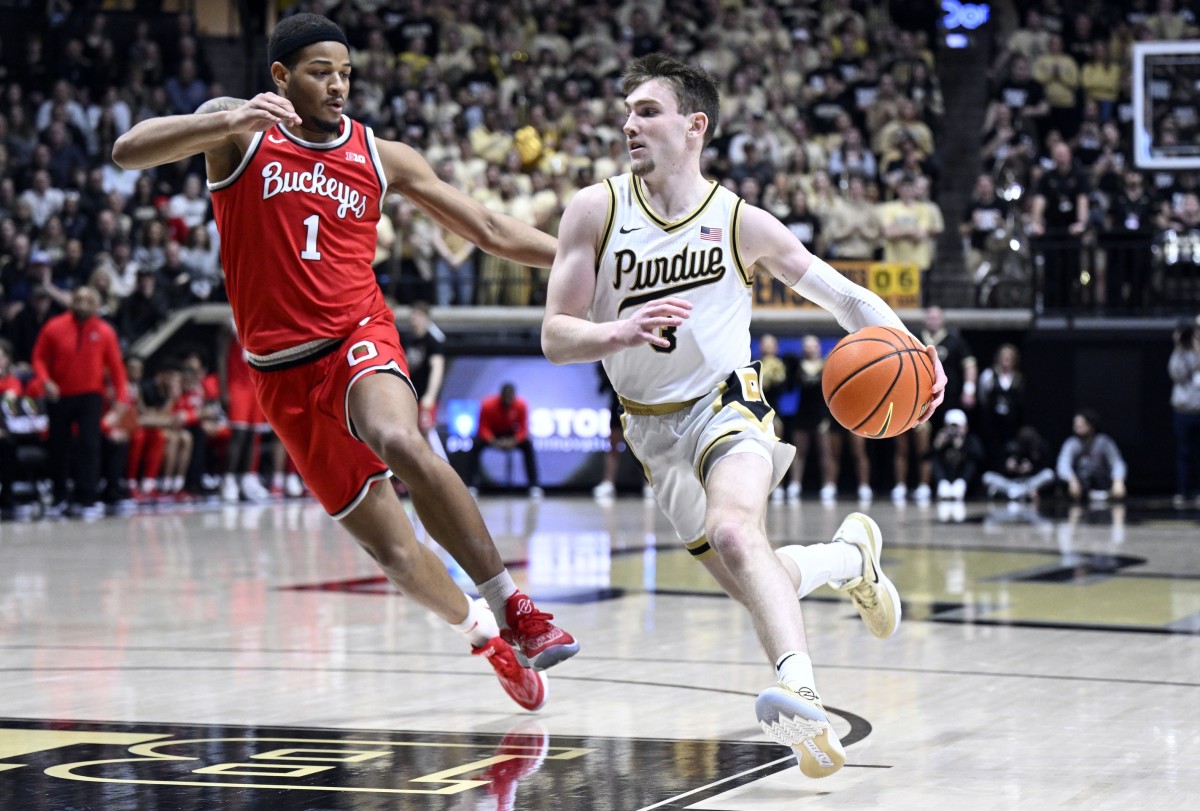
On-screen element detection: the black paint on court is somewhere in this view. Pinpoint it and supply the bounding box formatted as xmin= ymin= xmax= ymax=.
xmin=0 ymin=717 xmax=817 ymax=810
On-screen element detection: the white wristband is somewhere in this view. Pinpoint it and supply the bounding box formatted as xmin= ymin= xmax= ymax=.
xmin=963 ymin=382 xmax=977 ymax=395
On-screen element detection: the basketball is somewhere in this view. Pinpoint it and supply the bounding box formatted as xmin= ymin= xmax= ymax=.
xmin=822 ymin=326 xmax=935 ymax=439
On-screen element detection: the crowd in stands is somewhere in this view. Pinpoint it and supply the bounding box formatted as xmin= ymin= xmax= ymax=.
xmin=0 ymin=1 xmax=1194 ymax=517
xmin=760 ymin=307 xmax=1134 ymax=514
xmin=0 ymin=0 xmax=956 ymax=517
xmin=974 ymin=0 xmax=1200 ymax=311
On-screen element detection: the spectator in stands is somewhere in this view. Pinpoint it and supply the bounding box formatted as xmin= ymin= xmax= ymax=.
xmin=878 ymin=174 xmax=943 ymax=298
xmin=0 ymin=338 xmax=24 ymax=517
xmin=990 ymin=57 xmax=1049 ymax=138
xmin=1002 ymin=8 xmax=1052 ymax=68
xmin=140 ymin=360 xmax=192 ymax=499
xmin=1030 ymin=142 xmax=1090 ymax=311
xmin=168 ymin=174 xmax=209 ymax=230
xmin=1103 ymin=170 xmax=1157 ymax=311
xmin=19 ymin=169 xmax=64 ymax=229
xmin=827 ymin=127 xmax=877 ymax=185
xmin=894 ymin=306 xmax=976 ymax=504
xmin=982 ymin=425 xmax=1057 ymax=502
xmin=164 ymin=59 xmax=208 ymax=116
xmin=1033 ymin=35 xmax=1081 ymax=139
xmin=88 ymin=265 xmax=119 ymax=321
xmin=976 ymin=343 xmax=1027 ymax=468
xmin=929 ymin=409 xmax=985 ymax=501
xmin=180 ymin=225 xmax=221 ymax=302
xmin=31 ymin=286 xmax=127 ymax=518
xmin=1169 ymin=316 xmax=1200 ymax=508
xmin=465 ymin=382 xmax=541 ymax=499
xmin=961 ymin=173 xmax=1010 ymax=284
xmin=3 ymin=285 xmax=57 ymax=369
xmin=824 ymin=174 xmax=881 ymax=260
xmin=781 ymin=189 xmax=824 ymax=258
xmin=1144 ymin=0 xmax=1195 ymax=40
xmin=29 ymin=249 xmax=72 ymax=310
xmin=1080 ymin=41 xmax=1122 ymax=124
xmin=1057 ymin=408 xmax=1127 ymax=502
xmin=406 ymin=302 xmax=448 ymax=459
xmin=216 ymin=324 xmax=273 ymax=503
xmin=875 ymin=99 xmax=934 ymax=165
xmin=116 ymin=267 xmax=170 ymax=346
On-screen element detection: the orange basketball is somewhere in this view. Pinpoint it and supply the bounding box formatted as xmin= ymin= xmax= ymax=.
xmin=822 ymin=326 xmax=935 ymax=439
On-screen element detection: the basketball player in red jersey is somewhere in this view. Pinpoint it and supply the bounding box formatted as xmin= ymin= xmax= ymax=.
xmin=112 ymin=13 xmax=577 ymax=712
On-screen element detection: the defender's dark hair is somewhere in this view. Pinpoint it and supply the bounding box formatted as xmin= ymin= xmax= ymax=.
xmin=268 ymin=13 xmax=350 ymax=70
xmin=620 ymin=54 xmax=720 ymax=146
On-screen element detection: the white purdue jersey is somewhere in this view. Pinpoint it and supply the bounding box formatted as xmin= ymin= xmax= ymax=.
xmin=593 ymin=174 xmax=753 ymax=404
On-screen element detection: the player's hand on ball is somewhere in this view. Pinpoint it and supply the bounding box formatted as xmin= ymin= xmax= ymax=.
xmin=620 ymin=297 xmax=692 ymax=349
xmin=918 ymin=344 xmax=947 ymax=424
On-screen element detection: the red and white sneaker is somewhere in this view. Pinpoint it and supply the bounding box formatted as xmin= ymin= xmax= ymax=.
xmin=473 ymin=636 xmax=548 ymax=711
xmin=500 ymin=592 xmax=580 ymax=672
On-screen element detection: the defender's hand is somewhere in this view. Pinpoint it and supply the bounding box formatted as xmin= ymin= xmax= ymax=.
xmin=617 ymin=297 xmax=693 ymax=349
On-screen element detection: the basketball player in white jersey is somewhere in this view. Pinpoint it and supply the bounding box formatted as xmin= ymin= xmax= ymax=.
xmin=543 ymin=55 xmax=947 ymax=778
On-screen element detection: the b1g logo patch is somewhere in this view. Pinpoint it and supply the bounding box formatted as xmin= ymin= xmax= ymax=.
xmin=347 ymin=341 xmax=378 ymax=367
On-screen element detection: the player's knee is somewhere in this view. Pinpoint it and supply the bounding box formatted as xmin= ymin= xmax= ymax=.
xmin=707 ymin=519 xmax=756 ymax=563
xmin=363 ymin=425 xmax=428 ymax=472
xmin=355 ymin=535 xmax=418 ymax=576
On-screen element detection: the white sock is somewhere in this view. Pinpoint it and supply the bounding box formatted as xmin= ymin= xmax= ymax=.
xmin=450 ymin=593 xmax=500 ymax=648
xmin=775 ymin=650 xmax=820 ymax=700
xmin=776 ymin=542 xmax=864 ymax=599
xmin=477 ymin=570 xmax=518 ymax=628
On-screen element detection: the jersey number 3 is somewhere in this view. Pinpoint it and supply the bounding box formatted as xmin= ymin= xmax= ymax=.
xmin=300 ymin=214 xmax=322 ymax=260
xmin=653 ymin=325 xmax=677 ymax=354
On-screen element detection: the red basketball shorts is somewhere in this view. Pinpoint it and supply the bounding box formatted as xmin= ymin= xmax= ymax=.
xmin=226 ymin=381 xmax=266 ymax=428
xmin=251 ymin=316 xmax=414 ymax=518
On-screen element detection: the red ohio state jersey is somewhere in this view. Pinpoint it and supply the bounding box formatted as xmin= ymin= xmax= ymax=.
xmin=209 ymin=118 xmax=390 ymax=355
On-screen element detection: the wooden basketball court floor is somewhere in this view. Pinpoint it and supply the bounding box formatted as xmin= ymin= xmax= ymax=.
xmin=1 ymin=493 xmax=1198 ymax=810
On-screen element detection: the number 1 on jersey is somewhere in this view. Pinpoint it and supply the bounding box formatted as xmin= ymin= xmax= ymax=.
xmin=300 ymin=214 xmax=322 ymax=260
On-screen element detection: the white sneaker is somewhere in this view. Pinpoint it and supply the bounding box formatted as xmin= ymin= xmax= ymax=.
xmin=78 ymin=502 xmax=106 ymax=520
xmin=755 ymin=684 xmax=845 ymax=778
xmin=642 ymin=484 xmax=655 ymax=502
xmin=240 ymin=473 xmax=269 ymax=502
xmin=952 ymin=479 xmax=967 ymax=501
xmin=285 ymin=473 xmax=305 ymax=498
xmin=819 ymin=483 xmax=837 ymax=502
xmin=913 ymin=483 xmax=932 ymax=503
xmin=857 ymin=484 xmax=873 ymax=502
xmin=221 ymin=474 xmax=240 ymax=504
xmin=771 ymin=487 xmax=785 ymax=503
xmin=528 ymin=486 xmax=544 ymax=499
xmin=891 ymin=483 xmax=907 ymax=503
xmin=1088 ymin=489 xmax=1109 ymax=502
xmin=786 ymin=482 xmax=801 ymax=502
xmin=592 ymin=480 xmax=615 ymax=500
xmin=937 ymin=480 xmax=953 ymax=500
xmin=832 ymin=512 xmax=901 ymax=639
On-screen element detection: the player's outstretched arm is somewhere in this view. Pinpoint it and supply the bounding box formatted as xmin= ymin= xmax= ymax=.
xmin=542 ymin=184 xmax=691 ymax=365
xmin=112 ymin=94 xmax=302 ymax=172
xmin=741 ymin=204 xmax=947 ymax=418
xmin=374 ymin=139 xmax=556 ymax=268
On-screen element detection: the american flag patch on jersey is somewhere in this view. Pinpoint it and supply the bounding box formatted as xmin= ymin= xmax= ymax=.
xmin=699 ymin=226 xmax=723 ymax=242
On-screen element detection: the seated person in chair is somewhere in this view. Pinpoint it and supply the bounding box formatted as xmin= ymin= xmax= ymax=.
xmin=465 ymin=382 xmax=542 ymax=498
